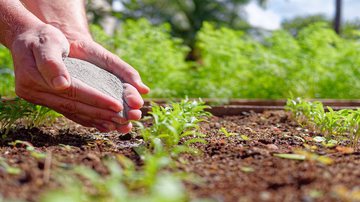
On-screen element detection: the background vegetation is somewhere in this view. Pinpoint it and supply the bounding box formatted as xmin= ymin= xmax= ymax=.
xmin=1 ymin=0 xmax=359 ymax=99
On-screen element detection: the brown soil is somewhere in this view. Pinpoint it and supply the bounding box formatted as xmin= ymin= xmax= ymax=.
xmin=0 ymin=111 xmax=359 ymax=202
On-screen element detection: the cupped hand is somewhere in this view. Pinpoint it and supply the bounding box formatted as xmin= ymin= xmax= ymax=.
xmin=10 ymin=24 xmax=140 ymax=133
xmin=65 ymin=37 xmax=150 ymax=133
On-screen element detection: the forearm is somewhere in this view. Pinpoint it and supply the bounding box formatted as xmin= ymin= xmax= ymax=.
xmin=21 ymin=0 xmax=92 ymax=41
xmin=0 ymin=0 xmax=44 ymax=48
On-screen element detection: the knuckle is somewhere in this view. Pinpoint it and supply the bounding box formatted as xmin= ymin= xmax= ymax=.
xmin=60 ymin=82 xmax=77 ymax=99
xmin=104 ymin=53 xmax=116 ymax=68
xmin=70 ymin=40 xmax=87 ymax=52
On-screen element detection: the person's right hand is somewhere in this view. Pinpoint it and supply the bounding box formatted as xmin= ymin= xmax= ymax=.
xmin=10 ymin=24 xmax=128 ymax=132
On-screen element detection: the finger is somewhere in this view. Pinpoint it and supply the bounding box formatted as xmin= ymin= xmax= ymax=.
xmin=32 ymin=32 xmax=71 ymax=90
xmin=32 ymin=91 xmax=127 ymax=125
xmin=116 ymin=122 xmax=133 ymax=134
xmin=63 ymin=113 xmax=110 ymax=132
xmin=69 ymin=40 xmax=150 ymax=94
xmin=63 ymin=113 xmax=116 ymax=131
xmin=58 ymin=77 xmax=123 ymax=113
xmin=123 ymin=83 xmax=144 ymax=109
xmin=62 ymin=113 xmax=93 ymax=127
xmin=126 ymin=109 xmax=142 ymax=121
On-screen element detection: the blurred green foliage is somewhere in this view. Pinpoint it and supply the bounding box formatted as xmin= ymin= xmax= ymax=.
xmin=117 ymin=0 xmax=261 ymax=48
xmin=87 ymin=0 xmax=268 ymax=50
xmin=196 ymin=22 xmax=360 ymax=98
xmin=91 ymin=19 xmax=191 ymax=98
xmin=2 ymin=19 xmax=360 ymax=99
xmin=0 ymin=46 xmax=14 ymax=97
xmin=283 ymin=14 xmax=360 ymax=40
xmin=91 ymin=19 xmax=360 ymax=99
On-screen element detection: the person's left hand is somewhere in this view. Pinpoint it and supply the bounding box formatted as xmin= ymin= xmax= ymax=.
xmin=66 ymin=36 xmax=150 ymax=133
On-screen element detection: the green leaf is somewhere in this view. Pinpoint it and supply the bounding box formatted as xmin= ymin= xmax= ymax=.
xmin=240 ymin=166 xmax=255 ymax=173
xmin=273 ymin=153 xmax=306 ymax=160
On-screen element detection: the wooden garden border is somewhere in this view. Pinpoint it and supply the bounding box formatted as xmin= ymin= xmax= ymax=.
xmin=142 ymin=99 xmax=360 ymax=116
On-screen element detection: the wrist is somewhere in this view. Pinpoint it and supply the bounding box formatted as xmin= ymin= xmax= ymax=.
xmin=0 ymin=1 xmax=45 ymax=48
xmin=21 ymin=0 xmax=92 ymax=42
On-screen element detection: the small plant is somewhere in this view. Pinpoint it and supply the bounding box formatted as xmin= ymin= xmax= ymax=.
xmin=9 ymin=140 xmax=46 ymax=159
xmin=41 ymin=155 xmax=188 ymax=202
xmin=137 ymin=99 xmax=211 ymax=155
xmin=39 ymin=99 xmax=212 ymax=202
xmin=219 ymin=127 xmax=237 ymax=137
xmin=286 ymin=98 xmax=360 ymax=148
xmin=0 ymin=97 xmax=60 ymax=138
xmin=0 ymin=157 xmax=21 ymax=175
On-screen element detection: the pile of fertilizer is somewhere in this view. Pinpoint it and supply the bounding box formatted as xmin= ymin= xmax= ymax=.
xmin=64 ymin=57 xmax=127 ymax=118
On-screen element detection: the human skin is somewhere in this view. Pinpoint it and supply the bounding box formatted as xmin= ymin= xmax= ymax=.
xmin=0 ymin=0 xmax=150 ymax=133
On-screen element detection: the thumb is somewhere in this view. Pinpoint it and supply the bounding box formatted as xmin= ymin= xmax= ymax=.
xmin=32 ymin=37 xmax=71 ymax=90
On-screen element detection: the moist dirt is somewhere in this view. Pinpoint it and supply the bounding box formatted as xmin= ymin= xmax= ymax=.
xmin=0 ymin=111 xmax=359 ymax=202
xmin=64 ymin=58 xmax=127 ymax=117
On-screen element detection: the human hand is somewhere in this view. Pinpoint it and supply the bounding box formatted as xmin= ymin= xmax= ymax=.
xmin=64 ymin=36 xmax=150 ymax=133
xmin=11 ymin=24 xmax=135 ymax=133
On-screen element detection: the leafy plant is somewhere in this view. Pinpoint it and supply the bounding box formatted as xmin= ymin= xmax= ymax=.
xmin=137 ymin=98 xmax=211 ymax=155
xmin=41 ymin=156 xmax=187 ymax=202
xmin=39 ymin=99 xmax=212 ymax=202
xmin=0 ymin=97 xmax=60 ymax=138
xmin=286 ymin=98 xmax=360 ymax=148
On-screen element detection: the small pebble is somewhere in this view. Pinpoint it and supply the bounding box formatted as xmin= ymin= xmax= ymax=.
xmin=266 ymin=144 xmax=279 ymax=150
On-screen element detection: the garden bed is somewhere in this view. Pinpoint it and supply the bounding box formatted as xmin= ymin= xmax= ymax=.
xmin=0 ymin=101 xmax=360 ymax=202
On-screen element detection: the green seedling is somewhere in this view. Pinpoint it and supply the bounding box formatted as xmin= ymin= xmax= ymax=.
xmin=313 ymin=136 xmax=338 ymax=148
xmin=139 ymin=99 xmax=211 ymax=155
xmin=286 ymin=98 xmax=360 ymax=148
xmin=41 ymin=157 xmax=188 ymax=202
xmin=240 ymin=166 xmax=255 ymax=173
xmin=294 ymin=149 xmax=333 ymax=165
xmin=220 ymin=127 xmax=237 ymax=137
xmin=40 ymin=99 xmax=212 ymax=202
xmin=0 ymin=157 xmax=21 ymax=175
xmin=273 ymin=153 xmax=306 ymax=161
xmin=274 ymin=149 xmax=333 ymax=165
xmin=240 ymin=134 xmax=250 ymax=141
xmin=10 ymin=140 xmax=46 ymax=159
xmin=0 ymin=97 xmax=60 ymax=138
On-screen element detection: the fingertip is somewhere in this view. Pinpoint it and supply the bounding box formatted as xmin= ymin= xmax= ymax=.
xmin=125 ymin=95 xmax=144 ymax=109
xmin=127 ymin=110 xmax=142 ymax=121
xmin=132 ymin=80 xmax=150 ymax=94
xmin=139 ymin=83 xmax=150 ymax=94
xmin=116 ymin=122 xmax=132 ymax=134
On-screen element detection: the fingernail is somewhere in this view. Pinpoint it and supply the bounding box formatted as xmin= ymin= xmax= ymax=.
xmin=52 ymin=76 xmax=69 ymax=89
xmin=142 ymin=83 xmax=150 ymax=91
xmin=112 ymin=117 xmax=127 ymax=124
